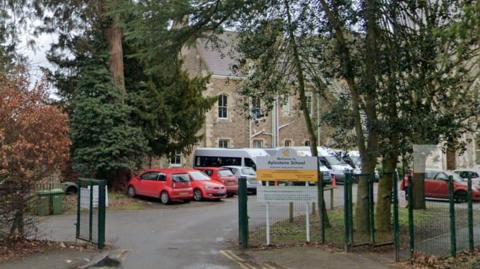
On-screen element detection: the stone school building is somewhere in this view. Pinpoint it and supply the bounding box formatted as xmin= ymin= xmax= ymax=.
xmin=153 ymin=32 xmax=335 ymax=168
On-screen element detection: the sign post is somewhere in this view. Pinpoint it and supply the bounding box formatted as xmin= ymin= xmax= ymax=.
xmin=256 ymin=148 xmax=318 ymax=245
xmin=266 ymin=181 xmax=271 ymax=245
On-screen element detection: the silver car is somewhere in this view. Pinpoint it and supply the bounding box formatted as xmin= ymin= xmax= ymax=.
xmin=222 ymin=166 xmax=260 ymax=194
xmin=454 ymin=169 xmax=480 ymax=185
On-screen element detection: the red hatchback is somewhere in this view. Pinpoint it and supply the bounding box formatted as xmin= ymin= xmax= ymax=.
xmin=187 ymin=170 xmax=227 ymax=201
xmin=401 ymin=170 xmax=480 ymax=202
xmin=195 ymin=167 xmax=238 ymax=197
xmin=127 ymin=168 xmax=193 ymax=204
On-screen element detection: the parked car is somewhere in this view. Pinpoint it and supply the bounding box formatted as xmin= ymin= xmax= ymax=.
xmin=194 ymin=167 xmax=238 ymax=197
xmin=338 ymin=150 xmax=380 ymax=182
xmin=127 ymin=168 xmax=193 ymax=204
xmin=454 ymin=169 xmax=480 ymax=185
xmin=222 ymin=166 xmax=260 ymax=194
xmin=187 ymin=170 xmax=227 ymax=201
xmin=400 ymin=170 xmax=480 ymax=202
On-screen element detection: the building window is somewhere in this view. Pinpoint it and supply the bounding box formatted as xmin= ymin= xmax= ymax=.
xmin=285 ymin=140 xmax=292 ymax=147
xmin=253 ymin=139 xmax=263 ymax=148
xmin=305 ymin=93 xmax=312 ymax=115
xmin=252 ymin=97 xmax=263 ymax=119
xmin=218 ymin=94 xmax=228 ymax=119
xmin=219 ymin=139 xmax=229 ymax=148
xmin=170 ymin=151 xmax=182 ymax=166
xmin=304 ymin=140 xmax=311 ymax=146
xmin=476 ymin=135 xmax=480 ymax=165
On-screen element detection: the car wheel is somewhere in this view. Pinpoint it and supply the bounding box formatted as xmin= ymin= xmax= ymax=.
xmin=127 ymin=186 xmax=136 ymax=198
xmin=160 ymin=191 xmax=170 ymax=205
xmin=454 ymin=191 xmax=468 ymax=203
xmin=65 ymin=186 xmax=77 ymax=195
xmin=227 ymin=193 xmax=234 ymax=198
xmin=193 ymin=189 xmax=203 ymax=201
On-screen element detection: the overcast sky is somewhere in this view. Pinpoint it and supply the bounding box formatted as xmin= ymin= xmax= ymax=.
xmin=17 ymin=21 xmax=58 ymax=95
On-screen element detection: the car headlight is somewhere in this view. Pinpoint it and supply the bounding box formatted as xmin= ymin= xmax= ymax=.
xmin=205 ymin=185 xmax=215 ymax=190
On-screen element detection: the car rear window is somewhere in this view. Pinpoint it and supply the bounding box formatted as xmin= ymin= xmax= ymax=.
xmin=188 ymin=171 xmax=211 ymax=181
xmin=241 ymin=167 xmax=256 ymax=176
xmin=172 ymin=174 xmax=190 ymax=182
xmin=218 ymin=169 xmax=234 ymax=177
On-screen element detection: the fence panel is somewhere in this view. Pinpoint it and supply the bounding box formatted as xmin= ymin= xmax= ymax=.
xmin=76 ymin=178 xmax=106 ymax=249
xmin=408 ymin=175 xmax=480 ymax=258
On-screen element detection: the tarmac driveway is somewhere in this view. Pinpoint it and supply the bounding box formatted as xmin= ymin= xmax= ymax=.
xmin=38 ymin=199 xmax=241 ymax=269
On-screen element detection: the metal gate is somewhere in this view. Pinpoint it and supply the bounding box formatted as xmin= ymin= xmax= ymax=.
xmin=76 ymin=178 xmax=106 ymax=249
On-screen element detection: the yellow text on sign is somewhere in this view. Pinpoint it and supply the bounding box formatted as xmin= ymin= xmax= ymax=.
xmin=257 ymin=169 xmax=318 ymax=182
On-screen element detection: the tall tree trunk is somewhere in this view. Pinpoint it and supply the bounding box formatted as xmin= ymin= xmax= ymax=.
xmin=412 ymin=152 xmax=427 ymax=209
xmin=317 ymin=0 xmax=379 ymax=234
xmin=105 ymin=0 xmax=126 ymax=96
xmin=355 ymin=0 xmax=379 ymax=234
xmin=375 ymin=155 xmax=397 ymax=232
xmin=283 ymin=0 xmax=330 ymax=226
xmin=446 ymin=139 xmax=456 ymax=170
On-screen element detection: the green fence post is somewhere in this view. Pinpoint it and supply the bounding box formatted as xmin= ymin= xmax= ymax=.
xmin=318 ymin=164 xmax=325 ymax=244
xmin=349 ymin=174 xmax=354 ymax=244
xmin=448 ymin=175 xmax=457 ymax=257
xmin=238 ymin=176 xmax=249 ymax=249
xmin=344 ymin=173 xmax=350 ymax=252
xmin=369 ymin=174 xmax=375 ymax=245
xmin=393 ymin=171 xmax=400 ymax=262
xmin=408 ymin=174 xmax=414 ymax=259
xmin=98 ymin=181 xmax=106 ymax=249
xmin=75 ymin=179 xmax=81 ymax=239
xmin=468 ymin=175 xmax=474 ymax=252
xmin=88 ymin=180 xmax=93 ymax=242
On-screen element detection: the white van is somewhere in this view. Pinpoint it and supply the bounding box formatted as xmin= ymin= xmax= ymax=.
xmin=193 ymin=148 xmax=267 ymax=192
xmin=285 ymin=146 xmax=353 ymax=184
xmin=193 ymin=148 xmax=269 ymax=170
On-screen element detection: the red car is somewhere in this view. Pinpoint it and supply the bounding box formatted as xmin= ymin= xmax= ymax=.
xmin=195 ymin=167 xmax=238 ymax=197
xmin=401 ymin=170 xmax=480 ymax=202
xmin=187 ymin=170 xmax=227 ymax=201
xmin=127 ymin=168 xmax=193 ymax=204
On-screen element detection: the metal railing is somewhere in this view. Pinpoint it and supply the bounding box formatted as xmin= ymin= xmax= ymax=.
xmin=75 ymin=178 xmax=106 ymax=249
xmin=237 ymin=170 xmax=480 ymax=262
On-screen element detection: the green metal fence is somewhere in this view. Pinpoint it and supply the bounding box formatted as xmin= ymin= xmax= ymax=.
xmin=76 ymin=178 xmax=106 ymax=249
xmin=407 ymin=175 xmax=479 ymax=258
xmin=238 ymin=169 xmax=480 ymax=262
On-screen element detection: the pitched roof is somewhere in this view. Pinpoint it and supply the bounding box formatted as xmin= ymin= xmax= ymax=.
xmin=196 ymin=32 xmax=240 ymax=77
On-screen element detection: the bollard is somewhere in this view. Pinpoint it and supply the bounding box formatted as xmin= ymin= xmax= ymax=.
xmin=238 ymin=176 xmax=249 ymax=249
xmin=448 ymin=175 xmax=456 ymax=257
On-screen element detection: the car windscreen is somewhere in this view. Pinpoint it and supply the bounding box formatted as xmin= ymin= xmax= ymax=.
xmin=445 ymin=171 xmax=465 ymax=182
xmin=350 ymin=156 xmax=361 ymax=165
xmin=218 ymin=169 xmax=234 ymax=177
xmin=172 ymin=174 xmax=190 ymax=182
xmin=241 ymin=167 xmax=256 ymax=176
xmin=188 ymin=171 xmax=211 ymax=181
xmin=323 ymin=155 xmax=344 ymax=165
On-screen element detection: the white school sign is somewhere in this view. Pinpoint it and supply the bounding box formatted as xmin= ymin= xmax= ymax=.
xmin=256 ymin=148 xmax=318 ymax=182
xmin=257 ymin=186 xmax=318 ymax=203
